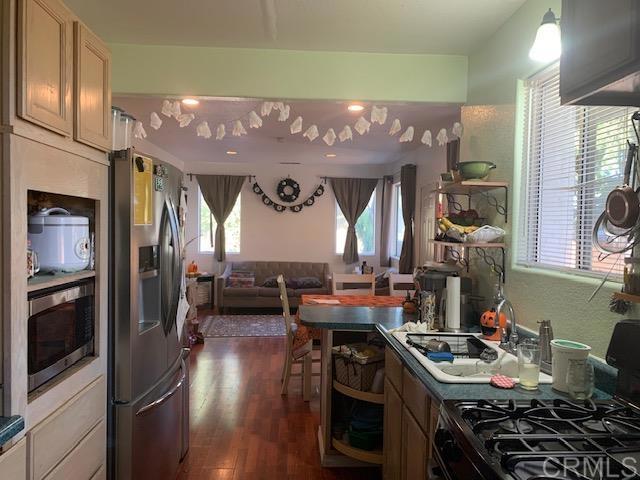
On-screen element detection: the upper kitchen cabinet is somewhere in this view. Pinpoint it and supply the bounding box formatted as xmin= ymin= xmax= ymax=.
xmin=17 ymin=0 xmax=74 ymax=136
xmin=560 ymin=0 xmax=640 ymax=106
xmin=74 ymin=22 xmax=111 ymax=152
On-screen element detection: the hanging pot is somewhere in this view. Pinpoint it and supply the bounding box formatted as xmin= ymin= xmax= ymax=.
xmin=606 ymin=142 xmax=639 ymax=229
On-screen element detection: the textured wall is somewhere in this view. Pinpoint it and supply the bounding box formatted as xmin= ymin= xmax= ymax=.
xmin=461 ymin=0 xmax=635 ymax=359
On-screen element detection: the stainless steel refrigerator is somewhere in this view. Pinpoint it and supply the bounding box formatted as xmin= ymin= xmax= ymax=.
xmin=109 ymin=149 xmax=189 ymax=480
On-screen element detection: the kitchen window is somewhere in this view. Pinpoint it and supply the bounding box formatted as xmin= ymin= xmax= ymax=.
xmin=336 ymin=190 xmax=376 ymax=256
xmin=393 ymin=183 xmax=405 ymax=257
xmin=518 ymin=63 xmax=637 ymax=278
xmin=199 ymin=189 xmax=241 ymax=254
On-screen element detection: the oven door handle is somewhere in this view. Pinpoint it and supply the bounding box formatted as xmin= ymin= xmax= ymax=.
xmin=135 ymin=359 xmax=186 ymax=416
xmin=29 ymin=283 xmax=94 ymax=316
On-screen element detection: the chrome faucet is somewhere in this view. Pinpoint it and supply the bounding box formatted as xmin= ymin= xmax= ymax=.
xmin=495 ymin=298 xmax=519 ymax=353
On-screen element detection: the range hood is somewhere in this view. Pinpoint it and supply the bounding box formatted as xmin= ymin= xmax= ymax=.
xmin=560 ymin=0 xmax=640 ymax=107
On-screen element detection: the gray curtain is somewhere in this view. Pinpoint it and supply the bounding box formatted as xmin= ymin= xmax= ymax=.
xmin=379 ymin=175 xmax=394 ymax=267
xmin=331 ymin=177 xmax=378 ymax=264
xmin=196 ymin=175 xmax=245 ymax=262
xmin=399 ymin=164 xmax=417 ymax=274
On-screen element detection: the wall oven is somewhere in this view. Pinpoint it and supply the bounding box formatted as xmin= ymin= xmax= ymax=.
xmin=28 ymin=280 xmax=95 ymax=391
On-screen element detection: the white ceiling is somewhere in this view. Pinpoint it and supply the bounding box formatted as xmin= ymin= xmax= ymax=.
xmin=114 ymin=96 xmax=460 ymax=166
xmin=66 ymin=0 xmax=525 ymax=55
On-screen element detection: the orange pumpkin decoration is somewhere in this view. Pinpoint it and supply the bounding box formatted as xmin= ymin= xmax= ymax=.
xmin=480 ymin=308 xmax=507 ymax=341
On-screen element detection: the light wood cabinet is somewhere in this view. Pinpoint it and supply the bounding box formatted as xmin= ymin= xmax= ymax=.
xmin=560 ymin=0 xmax=640 ymax=106
xmin=383 ymin=348 xmax=440 ymax=480
xmin=402 ymin=405 xmax=429 ymax=480
xmin=0 ymin=438 xmax=27 ymax=480
xmin=74 ymin=22 xmax=111 ymax=152
xmin=18 ymin=0 xmax=74 ymax=136
xmin=383 ymin=379 xmax=402 ymax=480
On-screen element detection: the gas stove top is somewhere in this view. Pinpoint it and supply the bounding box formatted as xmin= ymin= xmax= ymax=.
xmin=437 ymin=398 xmax=640 ymax=480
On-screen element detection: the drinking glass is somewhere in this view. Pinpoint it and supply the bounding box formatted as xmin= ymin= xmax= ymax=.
xmin=518 ymin=341 xmax=541 ymax=391
xmin=566 ymin=360 xmax=595 ymax=400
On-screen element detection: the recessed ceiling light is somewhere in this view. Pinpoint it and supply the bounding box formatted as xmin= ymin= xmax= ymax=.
xmin=325 ymin=153 xmax=337 ymax=158
xmin=226 ymin=150 xmax=238 ymax=155
xmin=182 ymin=98 xmax=199 ymax=106
xmin=348 ymin=104 xmax=364 ymax=112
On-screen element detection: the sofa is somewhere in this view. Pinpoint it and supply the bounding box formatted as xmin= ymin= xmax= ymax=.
xmin=215 ymin=261 xmax=330 ymax=310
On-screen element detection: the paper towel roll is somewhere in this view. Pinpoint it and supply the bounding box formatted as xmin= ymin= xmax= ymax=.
xmin=445 ymin=276 xmax=461 ymax=330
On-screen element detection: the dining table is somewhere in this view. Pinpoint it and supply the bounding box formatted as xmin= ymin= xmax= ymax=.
xmin=296 ymin=294 xmax=411 ymax=468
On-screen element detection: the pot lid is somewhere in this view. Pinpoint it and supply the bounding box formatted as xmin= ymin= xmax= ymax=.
xmin=28 ymin=207 xmax=89 ymax=226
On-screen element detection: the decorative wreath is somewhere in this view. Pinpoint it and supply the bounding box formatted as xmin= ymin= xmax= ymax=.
xmin=277 ymin=178 xmax=300 ymax=203
xmin=253 ymin=180 xmax=325 ymax=214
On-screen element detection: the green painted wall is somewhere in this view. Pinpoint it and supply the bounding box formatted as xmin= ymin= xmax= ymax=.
xmin=110 ymin=44 xmax=468 ymax=103
xmin=462 ymin=0 xmax=634 ymax=359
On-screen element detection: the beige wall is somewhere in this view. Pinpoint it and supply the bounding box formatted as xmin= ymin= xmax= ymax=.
xmin=183 ymin=162 xmax=389 ymax=276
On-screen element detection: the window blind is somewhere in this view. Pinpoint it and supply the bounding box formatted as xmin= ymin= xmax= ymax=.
xmin=518 ymin=64 xmax=637 ymax=278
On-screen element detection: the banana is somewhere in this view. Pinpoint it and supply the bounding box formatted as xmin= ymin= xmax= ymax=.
xmin=440 ymin=217 xmax=480 ymax=235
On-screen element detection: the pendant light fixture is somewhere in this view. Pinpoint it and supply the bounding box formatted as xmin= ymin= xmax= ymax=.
xmin=529 ymin=8 xmax=561 ymax=63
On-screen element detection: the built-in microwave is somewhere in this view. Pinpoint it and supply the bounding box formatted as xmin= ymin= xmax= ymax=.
xmin=27 ymin=280 xmax=95 ymax=392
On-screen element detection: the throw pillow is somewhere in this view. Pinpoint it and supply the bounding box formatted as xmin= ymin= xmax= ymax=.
xmin=227 ymin=271 xmax=255 ymax=288
xmin=287 ymin=276 xmax=322 ymax=289
xmin=262 ymin=276 xmax=279 ymax=288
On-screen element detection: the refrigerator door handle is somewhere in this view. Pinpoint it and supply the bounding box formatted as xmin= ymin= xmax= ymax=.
xmin=135 ymin=359 xmax=185 ymax=416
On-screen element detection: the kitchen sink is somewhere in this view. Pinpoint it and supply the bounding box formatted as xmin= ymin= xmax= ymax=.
xmin=393 ymin=331 xmax=553 ymax=384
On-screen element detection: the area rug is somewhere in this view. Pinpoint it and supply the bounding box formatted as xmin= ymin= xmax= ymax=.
xmin=201 ymin=314 xmax=286 ymax=337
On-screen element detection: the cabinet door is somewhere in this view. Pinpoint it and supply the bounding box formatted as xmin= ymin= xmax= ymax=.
xmin=383 ymin=379 xmax=402 ymax=480
xmin=402 ymin=406 xmax=428 ymax=480
xmin=18 ymin=0 xmax=73 ymax=135
xmin=0 ymin=438 xmax=27 ymax=480
xmin=560 ymin=0 xmax=640 ymax=104
xmin=74 ymin=22 xmax=111 ymax=151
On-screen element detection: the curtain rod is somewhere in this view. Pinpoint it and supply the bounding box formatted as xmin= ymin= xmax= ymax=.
xmin=186 ymin=173 xmax=256 ymax=182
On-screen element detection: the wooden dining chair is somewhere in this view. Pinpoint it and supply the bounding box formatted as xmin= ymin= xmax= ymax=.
xmin=278 ymin=274 xmax=319 ymax=401
xmin=389 ymin=273 xmax=416 ymax=297
xmin=331 ymin=273 xmax=375 ymax=296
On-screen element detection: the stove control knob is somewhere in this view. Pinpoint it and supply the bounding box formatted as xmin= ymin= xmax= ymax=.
xmin=436 ymin=429 xmax=462 ymax=462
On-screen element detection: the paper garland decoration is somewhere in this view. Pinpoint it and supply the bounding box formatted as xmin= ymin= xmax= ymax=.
xmin=399 ymin=126 xmax=414 ymax=143
xmin=421 ymin=129 xmax=432 ymax=147
xmin=177 ymin=113 xmax=195 ymax=128
xmin=252 ymin=181 xmax=325 ymax=213
xmin=143 ymin=98 xmax=463 ymax=149
xmin=303 ymin=125 xmax=319 ymax=142
xmin=290 ymin=116 xmax=303 ymax=134
xmin=452 ymin=122 xmax=463 ymax=138
xmin=216 ymin=124 xmax=226 ymax=140
xmin=150 ymin=112 xmax=162 ymax=130
xmin=232 ymin=120 xmax=247 ymax=137
xmin=436 ymin=128 xmax=449 ymax=146
xmin=133 ymin=121 xmax=147 ymax=139
xmin=196 ymin=121 xmax=212 ymax=139
xmin=261 ymin=101 xmax=274 ymax=117
xmin=371 ymin=105 xmax=388 ymax=125
xmin=248 ymin=111 xmax=263 ymax=129
xmin=389 ymin=118 xmax=401 ymax=136
xmin=277 ymin=178 xmax=300 ymax=202
xmin=338 ymin=125 xmax=353 ymax=142
xmin=323 ymin=128 xmax=336 ymax=146
xmin=354 ymin=116 xmax=371 ymax=135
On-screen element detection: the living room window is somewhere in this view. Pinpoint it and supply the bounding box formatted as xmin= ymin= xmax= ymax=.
xmin=393 ymin=182 xmax=404 ymax=257
xmin=518 ymin=63 xmax=636 ymax=278
xmin=199 ymin=189 xmax=241 ymax=254
xmin=336 ymin=189 xmax=376 ymax=256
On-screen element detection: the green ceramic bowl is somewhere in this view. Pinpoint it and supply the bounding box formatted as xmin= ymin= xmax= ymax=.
xmin=458 ymin=161 xmax=496 ymax=180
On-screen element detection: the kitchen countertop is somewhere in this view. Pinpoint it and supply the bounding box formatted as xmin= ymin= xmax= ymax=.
xmin=299 ymin=305 xmax=612 ymax=402
xmin=0 ymin=415 xmax=24 ymax=446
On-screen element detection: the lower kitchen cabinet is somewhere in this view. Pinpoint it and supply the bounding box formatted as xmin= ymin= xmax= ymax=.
xmin=383 ymin=348 xmax=439 ymax=480
xmin=402 ymin=406 xmax=429 ymax=480
xmin=383 ymin=379 xmax=402 ymax=480
xmin=0 ymin=438 xmax=27 ymax=479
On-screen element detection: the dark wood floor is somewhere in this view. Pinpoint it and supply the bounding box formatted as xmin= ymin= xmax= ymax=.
xmin=176 ymin=331 xmax=381 ymax=480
